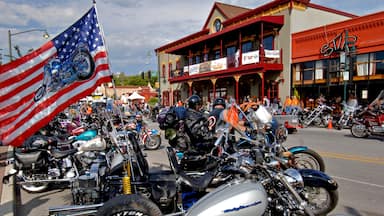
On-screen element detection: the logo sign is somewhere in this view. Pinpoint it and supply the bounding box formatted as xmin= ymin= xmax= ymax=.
xmin=320 ymin=31 xmax=357 ymax=56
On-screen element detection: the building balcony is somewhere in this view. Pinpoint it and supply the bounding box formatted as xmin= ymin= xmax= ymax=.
xmin=167 ymin=48 xmax=283 ymax=83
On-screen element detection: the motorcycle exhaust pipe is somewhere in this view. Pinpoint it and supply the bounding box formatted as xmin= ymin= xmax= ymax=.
xmin=49 ymin=203 xmax=103 ymax=216
xmin=18 ymin=177 xmax=76 ymax=184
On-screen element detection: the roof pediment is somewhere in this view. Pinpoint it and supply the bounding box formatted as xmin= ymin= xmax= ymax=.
xmin=202 ymin=2 xmax=251 ymax=31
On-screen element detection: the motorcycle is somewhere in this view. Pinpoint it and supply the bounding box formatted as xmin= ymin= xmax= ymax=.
xmin=3 ymin=115 xmax=107 ymax=193
xmin=117 ymin=115 xmax=162 ymax=150
xmin=48 ymin=108 xmax=337 ymax=216
xmin=350 ymin=90 xmax=384 ymax=138
xmin=334 ymin=101 xmax=361 ymax=130
xmin=2 ymin=135 xmax=78 ymax=193
xmin=242 ymin=105 xmax=326 ymax=171
xmin=301 ymin=103 xmax=334 ymax=128
xmin=34 ymin=42 xmax=95 ymax=101
xmin=96 ymin=126 xmax=337 ymax=216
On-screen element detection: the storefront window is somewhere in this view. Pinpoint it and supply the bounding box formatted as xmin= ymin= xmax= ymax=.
xmin=374 ymin=51 xmax=384 ymax=74
xmin=209 ymin=87 xmax=227 ymax=100
xmin=303 ymin=61 xmax=314 ymax=80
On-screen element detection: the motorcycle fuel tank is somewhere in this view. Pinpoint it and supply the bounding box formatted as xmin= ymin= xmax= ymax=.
xmin=186 ymin=181 xmax=267 ymax=216
xmin=76 ymin=136 xmax=106 ymax=152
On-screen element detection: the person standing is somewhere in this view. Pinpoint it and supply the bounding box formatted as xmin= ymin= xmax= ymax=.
xmin=283 ymin=96 xmax=292 ymax=114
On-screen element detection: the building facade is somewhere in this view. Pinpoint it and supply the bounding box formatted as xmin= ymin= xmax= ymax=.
xmin=155 ymin=0 xmax=357 ymax=106
xmin=292 ymin=11 xmax=384 ymax=105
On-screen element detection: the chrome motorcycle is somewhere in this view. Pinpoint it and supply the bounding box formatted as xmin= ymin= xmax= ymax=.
xmin=3 ymin=135 xmax=78 ymax=193
xmin=3 ymin=117 xmax=107 ymax=193
xmin=334 ymin=101 xmax=361 ymax=130
xmin=351 ymin=90 xmax=384 ymax=138
xmin=301 ymin=104 xmax=334 ymax=128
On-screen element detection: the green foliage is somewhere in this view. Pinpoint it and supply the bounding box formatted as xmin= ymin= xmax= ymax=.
xmin=113 ymin=71 xmax=158 ymax=87
xmin=148 ymin=97 xmax=159 ymax=107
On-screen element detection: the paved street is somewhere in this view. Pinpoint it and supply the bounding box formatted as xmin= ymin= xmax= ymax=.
xmin=3 ymin=121 xmax=384 ymax=216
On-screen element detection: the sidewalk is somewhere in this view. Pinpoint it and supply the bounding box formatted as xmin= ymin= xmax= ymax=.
xmin=0 ymin=146 xmax=14 ymax=216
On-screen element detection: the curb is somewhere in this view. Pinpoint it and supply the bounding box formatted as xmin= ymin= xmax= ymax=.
xmin=0 ymin=146 xmax=14 ymax=216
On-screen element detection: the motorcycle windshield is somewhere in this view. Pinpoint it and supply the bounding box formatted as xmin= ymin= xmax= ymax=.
xmin=369 ymin=90 xmax=384 ymax=107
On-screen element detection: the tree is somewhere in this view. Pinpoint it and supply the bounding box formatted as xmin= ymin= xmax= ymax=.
xmin=113 ymin=72 xmax=158 ymax=87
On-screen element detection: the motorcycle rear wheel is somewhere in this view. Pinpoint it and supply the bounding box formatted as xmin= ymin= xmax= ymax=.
xmin=302 ymin=185 xmax=338 ymax=216
xmin=351 ymin=124 xmax=369 ymax=138
xmin=144 ymin=135 xmax=161 ymax=150
xmin=97 ymin=194 xmax=162 ymax=216
xmin=292 ymin=149 xmax=325 ymax=172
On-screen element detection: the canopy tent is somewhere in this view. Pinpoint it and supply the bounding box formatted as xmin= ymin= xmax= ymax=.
xmin=127 ymin=92 xmax=145 ymax=100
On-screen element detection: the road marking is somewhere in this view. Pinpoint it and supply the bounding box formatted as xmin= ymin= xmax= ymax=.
xmin=318 ymin=151 xmax=384 ymax=165
xmin=332 ymin=175 xmax=384 ymax=189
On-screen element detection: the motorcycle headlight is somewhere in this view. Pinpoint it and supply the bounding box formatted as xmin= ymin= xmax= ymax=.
xmin=165 ymin=128 xmax=176 ymax=140
xmin=283 ymin=168 xmax=304 ymax=188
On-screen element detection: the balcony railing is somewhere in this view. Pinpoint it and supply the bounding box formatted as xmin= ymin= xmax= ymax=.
xmin=169 ymin=48 xmax=282 ymax=79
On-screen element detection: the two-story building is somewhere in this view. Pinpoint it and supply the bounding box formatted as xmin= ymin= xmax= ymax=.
xmin=292 ymin=11 xmax=384 ymax=105
xmin=155 ymin=0 xmax=357 ymax=106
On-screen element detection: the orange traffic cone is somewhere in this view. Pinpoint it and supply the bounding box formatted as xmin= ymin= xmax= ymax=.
xmin=327 ymin=118 xmax=333 ymax=129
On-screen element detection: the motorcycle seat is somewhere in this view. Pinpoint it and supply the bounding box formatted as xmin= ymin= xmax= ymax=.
xmin=178 ymin=169 xmax=216 ymax=192
xmin=15 ymin=151 xmax=45 ymax=168
xmin=51 ymin=148 xmax=78 ymax=159
xmin=166 ymin=147 xmax=217 ymax=191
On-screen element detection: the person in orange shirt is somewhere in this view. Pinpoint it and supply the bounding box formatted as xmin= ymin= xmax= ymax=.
xmin=291 ymin=96 xmax=302 ymax=114
xmin=283 ymin=96 xmax=292 ymax=114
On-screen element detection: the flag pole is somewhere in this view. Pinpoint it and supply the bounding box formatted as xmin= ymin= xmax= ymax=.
xmin=93 ymin=1 xmax=135 ymax=182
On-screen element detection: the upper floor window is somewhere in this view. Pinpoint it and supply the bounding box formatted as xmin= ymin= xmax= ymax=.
xmin=242 ymin=41 xmax=253 ymax=53
xmin=168 ymin=62 xmax=172 ymax=77
xmin=213 ymin=19 xmax=222 ymax=32
xmin=214 ymin=50 xmax=220 ymax=59
xmin=161 ymin=64 xmax=166 ymax=78
xmin=195 ymin=55 xmax=201 ymax=64
xmin=226 ymin=46 xmax=236 ymax=57
xmin=263 ymin=35 xmax=274 ymax=50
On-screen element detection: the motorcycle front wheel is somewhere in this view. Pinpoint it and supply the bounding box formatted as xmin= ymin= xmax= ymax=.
xmin=351 ymin=124 xmax=369 ymax=138
xmin=144 ymin=135 xmax=162 ymax=150
xmin=302 ymin=185 xmax=338 ymax=216
xmin=292 ymin=149 xmax=325 ymax=172
xmin=97 ymin=194 xmax=162 ymax=216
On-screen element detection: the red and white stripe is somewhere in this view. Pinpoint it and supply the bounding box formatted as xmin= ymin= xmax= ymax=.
xmin=0 ymin=41 xmax=111 ymax=146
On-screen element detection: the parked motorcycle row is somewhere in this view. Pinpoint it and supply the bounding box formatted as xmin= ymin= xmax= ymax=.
xmin=5 ymin=90 xmax=382 ymax=216
xmin=2 ymin=107 xmax=162 ymax=193
xmin=0 ymin=96 xmax=339 ymax=216
xmin=298 ymin=90 xmax=384 ymax=139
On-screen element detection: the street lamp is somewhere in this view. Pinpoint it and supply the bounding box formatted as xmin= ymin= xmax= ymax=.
xmin=8 ymin=28 xmax=49 ymax=62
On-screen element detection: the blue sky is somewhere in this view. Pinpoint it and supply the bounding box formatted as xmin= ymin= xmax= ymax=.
xmin=0 ymin=0 xmax=383 ymax=76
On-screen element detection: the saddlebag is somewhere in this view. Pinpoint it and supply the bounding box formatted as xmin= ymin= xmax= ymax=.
xmin=15 ymin=151 xmax=46 ymax=169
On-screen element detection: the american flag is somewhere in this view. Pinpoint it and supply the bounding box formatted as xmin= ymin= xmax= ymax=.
xmin=0 ymin=6 xmax=111 ymax=146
